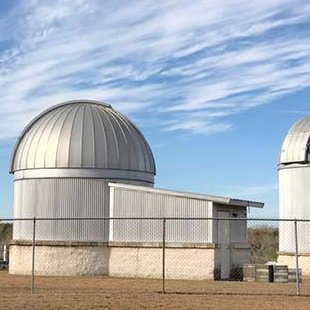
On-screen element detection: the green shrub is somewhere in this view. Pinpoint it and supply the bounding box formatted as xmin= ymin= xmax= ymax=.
xmin=247 ymin=226 xmax=279 ymax=264
xmin=0 ymin=223 xmax=12 ymax=243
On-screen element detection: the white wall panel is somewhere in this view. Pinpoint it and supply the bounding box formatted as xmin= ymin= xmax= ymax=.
xmin=279 ymin=166 xmax=310 ymax=252
xmin=13 ymin=178 xmax=108 ymax=241
xmin=110 ymin=185 xmax=212 ymax=243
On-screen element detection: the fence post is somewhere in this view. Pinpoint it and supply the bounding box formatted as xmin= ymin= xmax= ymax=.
xmin=3 ymin=244 xmax=7 ymax=262
xmin=31 ymin=217 xmax=36 ymax=294
xmin=294 ymin=219 xmax=300 ymax=296
xmin=162 ymin=218 xmax=166 ymax=294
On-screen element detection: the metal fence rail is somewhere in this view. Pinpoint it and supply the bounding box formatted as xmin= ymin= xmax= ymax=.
xmin=0 ymin=217 xmax=307 ymax=296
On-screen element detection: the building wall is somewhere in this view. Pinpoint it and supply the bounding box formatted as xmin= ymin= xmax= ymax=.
xmin=13 ymin=177 xmax=152 ymax=242
xmin=9 ymin=242 xmax=250 ymax=279
xmin=109 ymin=184 xmax=213 ymax=243
xmin=279 ymin=165 xmax=310 ymax=253
xmin=13 ymin=178 xmax=109 ymax=241
xmin=230 ymin=245 xmax=251 ymax=268
xmin=9 ymin=243 xmax=215 ymax=280
xmin=278 ymin=253 xmax=310 ymax=275
xmin=11 ymin=181 xmax=253 ymax=279
xmin=212 ymin=203 xmax=247 ymax=244
xmin=9 ymin=244 xmax=109 ymax=276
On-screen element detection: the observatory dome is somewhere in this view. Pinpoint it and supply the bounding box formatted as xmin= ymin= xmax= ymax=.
xmin=10 ymin=100 xmax=156 ymax=176
xmin=279 ymin=116 xmax=310 ymax=165
xmin=278 ymin=115 xmax=310 ymax=258
xmin=10 ymin=99 xmax=155 ymax=244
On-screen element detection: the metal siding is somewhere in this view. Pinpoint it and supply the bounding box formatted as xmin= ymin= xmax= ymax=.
xmin=68 ymin=105 xmax=84 ymax=167
xmin=44 ymin=106 xmax=73 ymax=168
xmin=23 ymin=109 xmax=61 ymax=169
xmin=92 ymin=106 xmax=108 ymax=167
xmin=212 ymin=203 xmax=247 ymax=244
xmin=108 ymin=182 xmax=263 ymax=208
xmin=207 ymin=201 xmax=215 ymax=243
xmin=56 ymin=105 xmax=79 ymax=167
xmin=82 ymin=104 xmax=96 ymax=167
xmin=30 ymin=107 xmax=66 ymax=168
xmin=280 ymin=132 xmax=309 ymax=164
xmin=279 ymin=117 xmax=310 ymax=164
xmin=217 ymin=211 xmax=230 ymax=279
xmin=279 ymin=166 xmax=310 ymax=252
xmin=13 ymin=178 xmax=107 ymax=242
xmin=10 ymin=100 xmax=156 ymax=174
xmin=229 ymin=209 xmax=246 ymax=243
xmin=110 ymin=186 xmax=211 ymax=243
xmin=99 ymin=107 xmax=120 ymax=168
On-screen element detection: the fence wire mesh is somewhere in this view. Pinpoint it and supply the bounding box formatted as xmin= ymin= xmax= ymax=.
xmin=0 ymin=219 xmax=11 ymax=271
xmin=0 ymin=217 xmax=309 ymax=296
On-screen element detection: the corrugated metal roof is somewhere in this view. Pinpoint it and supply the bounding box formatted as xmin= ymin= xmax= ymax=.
xmin=108 ymin=182 xmax=264 ymax=208
xmin=279 ymin=116 xmax=310 ymax=164
xmin=10 ymin=100 xmax=156 ymax=174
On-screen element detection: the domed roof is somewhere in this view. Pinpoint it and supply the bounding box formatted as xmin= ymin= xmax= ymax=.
xmin=279 ymin=116 xmax=310 ymax=165
xmin=10 ymin=100 xmax=156 ymax=174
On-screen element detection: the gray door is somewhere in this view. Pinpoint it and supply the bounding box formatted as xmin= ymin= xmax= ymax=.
xmin=217 ymin=211 xmax=230 ymax=279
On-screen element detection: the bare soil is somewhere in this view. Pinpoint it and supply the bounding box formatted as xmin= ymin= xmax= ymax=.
xmin=0 ymin=272 xmax=310 ymax=309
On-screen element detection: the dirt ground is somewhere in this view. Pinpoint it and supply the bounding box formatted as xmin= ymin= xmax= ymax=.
xmin=1 ymin=272 xmax=310 ymax=309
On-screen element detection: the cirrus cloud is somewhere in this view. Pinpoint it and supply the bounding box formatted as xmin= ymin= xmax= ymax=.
xmin=0 ymin=0 xmax=309 ymax=139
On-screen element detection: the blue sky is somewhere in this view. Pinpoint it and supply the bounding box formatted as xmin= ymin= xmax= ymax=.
xmin=0 ymin=0 xmax=310 ymax=218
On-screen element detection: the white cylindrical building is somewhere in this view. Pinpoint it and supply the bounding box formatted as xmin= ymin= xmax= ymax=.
xmin=9 ymin=100 xmax=156 ymax=275
xmin=278 ymin=116 xmax=310 ymax=273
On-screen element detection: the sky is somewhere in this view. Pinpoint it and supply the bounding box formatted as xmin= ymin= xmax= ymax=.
xmin=0 ymin=0 xmax=310 ymax=219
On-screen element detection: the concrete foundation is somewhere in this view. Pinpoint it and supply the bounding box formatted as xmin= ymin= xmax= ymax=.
xmin=9 ymin=241 xmax=250 ymax=280
xmin=9 ymin=243 xmax=109 ymax=276
xmin=109 ymin=246 xmax=215 ymax=280
xmin=278 ymin=253 xmax=310 ymax=275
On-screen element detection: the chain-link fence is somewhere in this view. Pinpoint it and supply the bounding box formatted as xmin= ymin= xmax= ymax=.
xmin=0 ymin=220 xmax=11 ymax=271
xmin=0 ymin=217 xmax=308 ymax=296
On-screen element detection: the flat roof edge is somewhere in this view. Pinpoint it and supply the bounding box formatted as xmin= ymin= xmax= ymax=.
xmin=108 ymin=182 xmax=264 ymax=208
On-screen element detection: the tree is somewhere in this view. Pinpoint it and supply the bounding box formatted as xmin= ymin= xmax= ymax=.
xmin=247 ymin=226 xmax=279 ymax=264
xmin=0 ymin=223 xmax=12 ymax=244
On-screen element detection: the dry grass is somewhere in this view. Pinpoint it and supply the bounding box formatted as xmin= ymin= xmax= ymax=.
xmin=1 ymin=272 xmax=310 ymax=309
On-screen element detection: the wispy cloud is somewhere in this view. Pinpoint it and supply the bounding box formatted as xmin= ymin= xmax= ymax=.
xmin=223 ymin=184 xmax=278 ymax=199
xmin=0 ymin=0 xmax=309 ymax=139
xmin=282 ymin=110 xmax=310 ymax=115
xmin=205 ymin=183 xmax=278 ymax=201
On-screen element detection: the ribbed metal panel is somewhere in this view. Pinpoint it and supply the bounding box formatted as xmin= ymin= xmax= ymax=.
xmin=279 ymin=117 xmax=310 ymax=164
xmin=279 ymin=166 xmax=310 ymax=252
xmin=13 ymin=178 xmax=108 ymax=242
xmin=110 ymin=186 xmax=211 ymax=243
xmin=10 ymin=100 xmax=156 ymax=174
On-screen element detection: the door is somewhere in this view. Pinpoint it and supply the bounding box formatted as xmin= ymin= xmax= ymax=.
xmin=217 ymin=211 xmax=230 ymax=279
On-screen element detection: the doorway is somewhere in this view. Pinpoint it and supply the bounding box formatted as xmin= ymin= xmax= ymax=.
xmin=217 ymin=211 xmax=230 ymax=279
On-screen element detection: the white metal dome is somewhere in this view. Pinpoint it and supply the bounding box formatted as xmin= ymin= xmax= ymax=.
xmin=278 ymin=116 xmax=310 ymax=263
xmin=279 ymin=116 xmax=310 ymax=165
xmin=10 ymin=100 xmax=156 ymax=174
